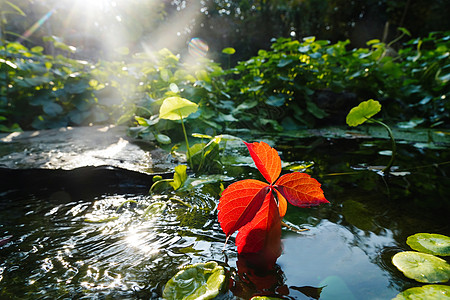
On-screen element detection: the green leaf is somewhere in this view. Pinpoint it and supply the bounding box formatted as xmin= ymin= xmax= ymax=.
xmin=163 ymin=261 xmax=226 ymax=300
xmin=346 ymin=99 xmax=382 ymax=127
xmin=222 ymin=47 xmax=236 ymax=55
xmin=159 ymin=97 xmax=198 ymax=120
xmin=407 ymin=233 xmax=450 ymax=256
xmin=169 ymin=165 xmax=188 ymax=190
xmin=392 ymin=251 xmax=450 ymax=283
xmin=155 ymin=133 xmax=171 ymax=144
xmin=265 ymin=95 xmax=285 ymax=107
xmin=43 ymin=102 xmax=63 ymax=117
xmin=393 ymin=285 xmax=450 ymax=300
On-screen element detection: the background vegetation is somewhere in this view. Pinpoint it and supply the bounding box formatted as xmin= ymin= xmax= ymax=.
xmin=1 ymin=0 xmax=449 ymax=139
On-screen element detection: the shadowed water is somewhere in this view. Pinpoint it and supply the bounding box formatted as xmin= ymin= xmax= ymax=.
xmin=1 ymin=137 xmax=449 ymax=299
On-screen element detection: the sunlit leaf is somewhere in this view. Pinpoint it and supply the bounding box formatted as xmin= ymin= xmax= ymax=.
xmin=218 ymin=180 xmax=269 ymax=237
xmin=244 ymin=141 xmax=281 ymax=184
xmin=159 ymin=96 xmax=198 ymax=120
xmin=346 ymin=99 xmax=381 ymax=127
xmin=163 ymin=261 xmax=226 ymax=300
xmin=222 ymin=47 xmax=236 ymax=55
xmin=393 ymin=284 xmax=450 ymax=300
xmin=236 ymin=191 xmax=282 ymax=264
xmin=392 ymin=251 xmax=450 ymax=283
xmin=169 ymin=165 xmax=188 ymax=190
xmin=407 ymin=233 xmax=450 ymax=256
xmin=275 ymin=172 xmax=329 ymax=207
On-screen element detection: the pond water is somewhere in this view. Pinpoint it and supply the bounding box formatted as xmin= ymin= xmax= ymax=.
xmin=1 ymin=136 xmax=449 ymax=299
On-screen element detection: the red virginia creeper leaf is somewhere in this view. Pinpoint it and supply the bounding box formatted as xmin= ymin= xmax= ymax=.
xmin=274 ymin=189 xmax=288 ymax=218
xmin=244 ymin=141 xmax=281 ymax=184
xmin=218 ymin=179 xmax=269 ymax=237
xmin=236 ymin=190 xmax=281 ymax=258
xmin=275 ymin=172 xmax=329 ymax=207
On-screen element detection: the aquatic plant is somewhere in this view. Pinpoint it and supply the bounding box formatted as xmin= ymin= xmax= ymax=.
xmin=346 ymin=99 xmax=396 ymax=174
xmin=218 ymin=141 xmax=328 ymax=266
xmin=392 ymin=233 xmax=450 ymax=298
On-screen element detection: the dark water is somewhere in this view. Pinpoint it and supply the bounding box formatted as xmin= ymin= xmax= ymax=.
xmin=1 ymin=137 xmax=449 ymax=299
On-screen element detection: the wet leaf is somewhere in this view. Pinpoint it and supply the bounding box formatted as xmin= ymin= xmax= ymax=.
xmin=169 ymin=165 xmax=188 ymax=190
xmin=159 ymin=97 xmax=198 ymax=120
xmin=346 ymin=99 xmax=381 ymax=127
xmin=393 ymin=284 xmax=450 ymax=300
xmin=392 ymin=251 xmax=450 ymax=283
xmin=163 ymin=261 xmax=226 ymax=300
xmin=407 ymin=233 xmax=450 ymax=256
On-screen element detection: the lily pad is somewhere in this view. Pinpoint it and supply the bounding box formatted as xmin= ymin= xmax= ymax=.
xmin=392 ymin=251 xmax=450 ymax=283
xmin=407 ymin=233 xmax=450 ymax=256
xmin=346 ymin=99 xmax=381 ymax=127
xmin=163 ymin=261 xmax=226 ymax=300
xmin=393 ymin=284 xmax=450 ymax=300
xmin=159 ymin=96 xmax=198 ymax=120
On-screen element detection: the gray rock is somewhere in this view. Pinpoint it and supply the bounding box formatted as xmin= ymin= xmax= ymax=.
xmin=0 ymin=125 xmax=177 ymax=174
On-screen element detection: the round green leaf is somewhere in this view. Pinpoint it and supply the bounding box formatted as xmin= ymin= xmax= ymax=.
xmin=222 ymin=47 xmax=236 ymax=55
xmin=407 ymin=233 xmax=450 ymax=256
xmin=159 ymin=97 xmax=198 ymax=120
xmin=163 ymin=261 xmax=226 ymax=300
xmin=346 ymin=99 xmax=381 ymax=127
xmin=392 ymin=251 xmax=450 ymax=283
xmin=155 ymin=133 xmax=171 ymax=144
xmin=393 ymin=284 xmax=450 ymax=300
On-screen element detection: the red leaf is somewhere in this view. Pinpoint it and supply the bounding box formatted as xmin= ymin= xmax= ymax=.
xmin=236 ymin=190 xmax=281 ymax=258
xmin=275 ymin=172 xmax=329 ymax=207
xmin=218 ymin=179 xmax=269 ymax=237
xmin=244 ymin=141 xmax=281 ymax=184
xmin=274 ymin=189 xmax=287 ymax=218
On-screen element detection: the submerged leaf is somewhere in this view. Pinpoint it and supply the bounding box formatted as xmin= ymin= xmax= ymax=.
xmin=346 ymin=99 xmax=381 ymax=127
xmin=163 ymin=261 xmax=226 ymax=300
xmin=392 ymin=251 xmax=450 ymax=283
xmin=407 ymin=233 xmax=450 ymax=256
xmin=159 ymin=96 xmax=198 ymax=120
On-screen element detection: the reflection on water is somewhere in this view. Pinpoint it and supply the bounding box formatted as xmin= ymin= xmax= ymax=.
xmin=1 ymin=137 xmax=449 ymax=298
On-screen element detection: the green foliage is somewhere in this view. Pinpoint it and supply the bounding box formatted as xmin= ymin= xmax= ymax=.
xmin=392 ymin=233 xmax=450 ymax=299
xmin=1 ymin=30 xmax=449 ymax=134
xmin=392 ymin=251 xmax=450 ymax=283
xmin=346 ymin=100 xmax=396 ymax=174
xmin=163 ymin=261 xmax=226 ymax=300
xmin=159 ymin=96 xmax=198 ymax=120
xmin=393 ymin=285 xmax=450 ymax=300
xmin=346 ymin=99 xmax=382 ymax=127
xmin=406 ymin=233 xmax=450 ymax=256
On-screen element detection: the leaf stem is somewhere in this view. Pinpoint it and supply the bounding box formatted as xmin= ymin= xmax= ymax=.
xmin=179 ymin=113 xmax=193 ymax=169
xmin=369 ymin=119 xmax=396 ymax=174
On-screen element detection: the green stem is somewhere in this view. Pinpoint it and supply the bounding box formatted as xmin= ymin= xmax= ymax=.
xmin=179 ymin=113 xmax=193 ymax=169
xmin=370 ymin=119 xmax=396 ymax=174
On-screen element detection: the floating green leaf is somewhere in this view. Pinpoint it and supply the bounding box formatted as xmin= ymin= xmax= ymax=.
xmin=407 ymin=233 xmax=450 ymax=256
xmin=163 ymin=261 xmax=226 ymax=300
xmin=346 ymin=99 xmax=382 ymax=127
xmin=159 ymin=97 xmax=198 ymax=120
xmin=392 ymin=251 xmax=450 ymax=283
xmin=393 ymin=284 xmax=450 ymax=300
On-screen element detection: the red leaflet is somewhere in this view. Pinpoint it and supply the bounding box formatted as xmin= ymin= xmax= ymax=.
xmin=274 ymin=172 xmax=328 ymax=207
xmin=218 ymin=141 xmax=329 ymax=256
xmin=217 ymin=179 xmax=268 ymax=237
xmin=244 ymin=141 xmax=281 ymax=184
xmin=236 ymin=191 xmax=281 ymax=256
